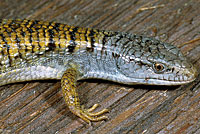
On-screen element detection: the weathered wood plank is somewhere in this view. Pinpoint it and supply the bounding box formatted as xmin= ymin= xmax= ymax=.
xmin=0 ymin=0 xmax=199 ymax=133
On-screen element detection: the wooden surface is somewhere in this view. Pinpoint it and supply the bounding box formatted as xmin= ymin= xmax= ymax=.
xmin=0 ymin=0 xmax=200 ymax=134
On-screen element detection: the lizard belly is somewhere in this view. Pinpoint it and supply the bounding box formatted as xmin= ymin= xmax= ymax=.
xmin=0 ymin=66 xmax=65 ymax=86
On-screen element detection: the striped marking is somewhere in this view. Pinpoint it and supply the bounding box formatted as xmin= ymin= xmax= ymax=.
xmin=0 ymin=19 xmax=116 ymax=72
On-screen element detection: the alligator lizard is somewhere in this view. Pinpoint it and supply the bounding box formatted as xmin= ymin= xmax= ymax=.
xmin=0 ymin=19 xmax=197 ymax=124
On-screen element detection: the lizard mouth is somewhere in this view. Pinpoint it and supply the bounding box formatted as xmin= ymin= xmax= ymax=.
xmin=124 ymin=76 xmax=196 ymax=86
xmin=142 ymin=77 xmax=196 ymax=85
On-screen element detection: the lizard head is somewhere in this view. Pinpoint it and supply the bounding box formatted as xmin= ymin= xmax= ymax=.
xmin=116 ymin=34 xmax=197 ymax=85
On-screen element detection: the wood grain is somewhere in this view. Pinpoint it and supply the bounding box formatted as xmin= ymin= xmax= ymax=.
xmin=0 ymin=0 xmax=199 ymax=133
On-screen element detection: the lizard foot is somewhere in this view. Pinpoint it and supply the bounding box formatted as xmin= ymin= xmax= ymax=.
xmin=69 ymin=104 xmax=109 ymax=125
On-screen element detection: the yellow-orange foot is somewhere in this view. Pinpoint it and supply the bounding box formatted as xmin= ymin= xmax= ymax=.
xmin=69 ymin=104 xmax=109 ymax=125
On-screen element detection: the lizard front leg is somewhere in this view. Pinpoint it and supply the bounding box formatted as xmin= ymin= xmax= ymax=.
xmin=61 ymin=67 xmax=108 ymax=124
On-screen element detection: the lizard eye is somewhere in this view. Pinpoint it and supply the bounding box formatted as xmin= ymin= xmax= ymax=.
xmin=153 ymin=63 xmax=165 ymax=73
